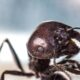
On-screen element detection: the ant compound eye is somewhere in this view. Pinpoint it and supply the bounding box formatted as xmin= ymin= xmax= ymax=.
xmin=37 ymin=46 xmax=44 ymax=53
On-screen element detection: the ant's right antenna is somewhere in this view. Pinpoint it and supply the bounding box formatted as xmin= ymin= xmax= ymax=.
xmin=72 ymin=27 xmax=80 ymax=30
xmin=67 ymin=27 xmax=80 ymax=32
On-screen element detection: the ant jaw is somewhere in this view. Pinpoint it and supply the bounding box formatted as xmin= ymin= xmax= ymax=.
xmin=71 ymin=38 xmax=80 ymax=48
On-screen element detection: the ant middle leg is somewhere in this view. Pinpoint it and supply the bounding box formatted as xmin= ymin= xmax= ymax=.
xmin=1 ymin=70 xmax=34 ymax=80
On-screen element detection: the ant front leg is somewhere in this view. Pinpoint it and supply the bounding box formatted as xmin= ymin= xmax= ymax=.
xmin=61 ymin=40 xmax=79 ymax=60
xmin=1 ymin=70 xmax=34 ymax=80
xmin=58 ymin=60 xmax=80 ymax=75
xmin=41 ymin=66 xmax=71 ymax=80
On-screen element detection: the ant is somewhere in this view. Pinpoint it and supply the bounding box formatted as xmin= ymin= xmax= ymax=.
xmin=1 ymin=21 xmax=80 ymax=80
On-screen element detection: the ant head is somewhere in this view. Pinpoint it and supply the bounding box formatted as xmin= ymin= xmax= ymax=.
xmin=27 ymin=22 xmax=58 ymax=59
xmin=27 ymin=21 xmax=80 ymax=59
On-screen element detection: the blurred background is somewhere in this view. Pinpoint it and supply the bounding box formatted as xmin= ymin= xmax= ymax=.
xmin=0 ymin=0 xmax=80 ymax=80
xmin=0 ymin=0 xmax=80 ymax=32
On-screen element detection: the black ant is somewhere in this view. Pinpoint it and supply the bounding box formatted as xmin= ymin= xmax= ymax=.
xmin=1 ymin=21 xmax=80 ymax=80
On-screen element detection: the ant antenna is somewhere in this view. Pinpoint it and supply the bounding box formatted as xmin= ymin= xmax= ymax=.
xmin=72 ymin=27 xmax=80 ymax=30
xmin=67 ymin=27 xmax=80 ymax=31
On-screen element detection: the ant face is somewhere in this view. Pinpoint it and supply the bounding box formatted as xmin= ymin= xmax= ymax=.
xmin=27 ymin=22 xmax=71 ymax=59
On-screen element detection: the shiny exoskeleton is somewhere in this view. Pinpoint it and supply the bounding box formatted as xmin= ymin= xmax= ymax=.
xmin=27 ymin=21 xmax=80 ymax=79
xmin=27 ymin=21 xmax=80 ymax=59
xmin=0 ymin=21 xmax=80 ymax=80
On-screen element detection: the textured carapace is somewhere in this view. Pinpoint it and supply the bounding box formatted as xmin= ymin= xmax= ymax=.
xmin=27 ymin=21 xmax=79 ymax=59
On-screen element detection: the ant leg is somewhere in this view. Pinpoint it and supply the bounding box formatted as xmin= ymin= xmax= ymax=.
xmin=0 ymin=39 xmax=24 ymax=72
xmin=58 ymin=60 xmax=80 ymax=69
xmin=58 ymin=60 xmax=80 ymax=75
xmin=66 ymin=60 xmax=80 ymax=75
xmin=41 ymin=66 xmax=71 ymax=80
xmin=1 ymin=70 xmax=34 ymax=80
xmin=67 ymin=68 xmax=80 ymax=75
xmin=52 ymin=50 xmax=72 ymax=80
